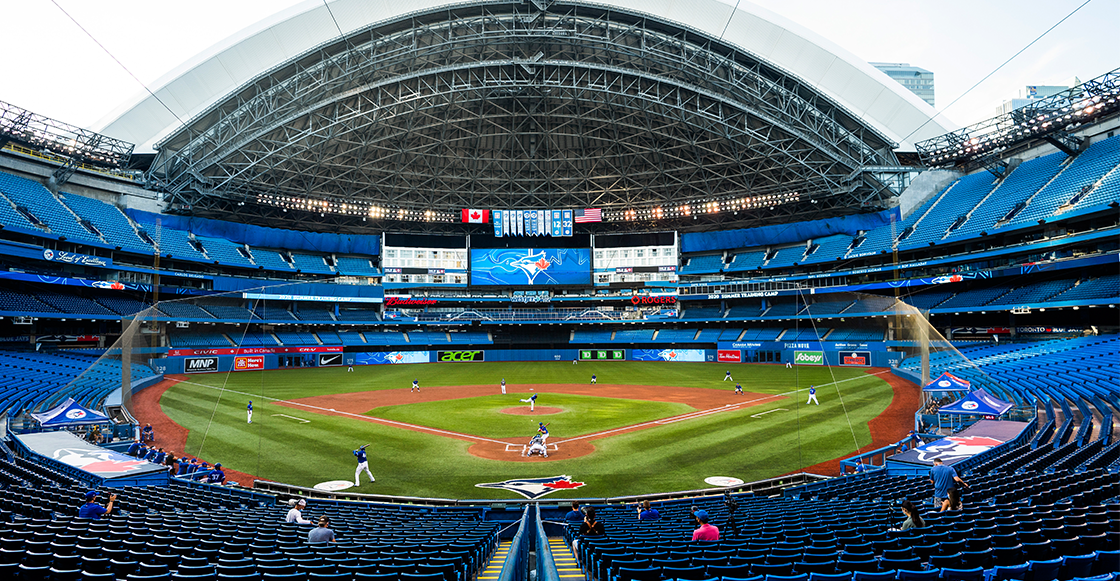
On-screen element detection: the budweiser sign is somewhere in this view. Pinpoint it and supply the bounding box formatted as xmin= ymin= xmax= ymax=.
xmin=385 ymin=297 xmax=438 ymax=306
xmin=630 ymin=295 xmax=676 ymax=305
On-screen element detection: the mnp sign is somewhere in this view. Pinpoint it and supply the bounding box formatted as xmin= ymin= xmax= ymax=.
xmin=437 ymin=350 xmax=485 ymax=362
xmin=794 ymin=351 xmax=824 ymax=365
xmin=184 ymin=357 xmax=218 ymax=373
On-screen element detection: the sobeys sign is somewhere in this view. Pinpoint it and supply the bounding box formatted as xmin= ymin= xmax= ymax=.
xmin=794 ymin=351 xmax=824 ymax=365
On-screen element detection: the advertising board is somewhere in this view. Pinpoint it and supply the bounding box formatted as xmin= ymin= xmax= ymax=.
xmin=318 ymin=353 xmax=344 ymax=367
xmin=717 ymin=350 xmax=742 ymax=363
xmin=794 ymin=351 xmax=824 ymax=365
xmin=233 ymin=356 xmax=265 ymax=371
xmin=840 ymin=351 xmax=871 ymax=366
xmin=437 ymin=350 xmax=485 ymax=362
xmin=632 ymin=349 xmax=706 ymax=362
xmin=579 ymin=349 xmax=625 ymax=361
xmin=184 ymin=357 xmax=219 ymax=373
xmin=469 ymin=248 xmax=591 ymax=286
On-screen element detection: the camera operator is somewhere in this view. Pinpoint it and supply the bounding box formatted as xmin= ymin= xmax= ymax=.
xmin=723 ymin=492 xmax=740 ymax=538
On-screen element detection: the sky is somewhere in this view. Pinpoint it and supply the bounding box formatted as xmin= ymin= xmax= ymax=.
xmin=0 ymin=0 xmax=1114 ymax=137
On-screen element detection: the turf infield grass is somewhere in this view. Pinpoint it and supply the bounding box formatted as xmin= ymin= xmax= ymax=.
xmin=160 ymin=361 xmax=892 ymax=498
xmin=367 ymin=393 xmax=695 ymax=438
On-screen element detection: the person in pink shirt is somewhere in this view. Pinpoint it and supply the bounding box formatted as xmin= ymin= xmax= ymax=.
xmin=691 ymin=509 xmax=719 ymax=541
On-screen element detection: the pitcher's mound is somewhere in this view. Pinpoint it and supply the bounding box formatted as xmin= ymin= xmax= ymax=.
xmin=500 ymin=406 xmax=563 ymax=415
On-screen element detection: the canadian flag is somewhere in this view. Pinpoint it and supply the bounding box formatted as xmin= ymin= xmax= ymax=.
xmin=461 ymin=209 xmax=490 ymax=223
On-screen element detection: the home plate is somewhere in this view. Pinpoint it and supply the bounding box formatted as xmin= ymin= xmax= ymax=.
xmin=314 ymin=480 xmax=354 ymax=492
xmin=705 ymin=476 xmax=745 ymax=487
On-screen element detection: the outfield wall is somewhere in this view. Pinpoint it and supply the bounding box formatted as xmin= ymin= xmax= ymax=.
xmin=152 ymin=345 xmax=902 ymax=373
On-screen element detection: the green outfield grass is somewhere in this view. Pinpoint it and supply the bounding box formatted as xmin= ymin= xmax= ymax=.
xmin=159 ymin=361 xmax=895 ymax=499
xmin=368 ymin=393 xmax=694 ymax=438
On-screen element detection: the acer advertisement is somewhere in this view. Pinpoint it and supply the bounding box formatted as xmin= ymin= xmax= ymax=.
xmin=437 ymin=350 xmax=485 ymax=362
xmin=469 ymin=248 xmax=591 ymax=286
xmin=233 ymin=356 xmax=265 ymax=371
xmin=717 ymin=350 xmax=742 ymax=363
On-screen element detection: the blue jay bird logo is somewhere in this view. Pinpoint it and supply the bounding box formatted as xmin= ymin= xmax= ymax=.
xmin=509 ymin=251 xmax=554 ymax=284
xmin=475 ymin=475 xmax=585 ymax=499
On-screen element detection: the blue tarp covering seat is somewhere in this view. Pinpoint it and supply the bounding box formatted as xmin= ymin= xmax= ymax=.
xmin=939 ymin=388 xmax=1014 ymax=416
xmin=31 ymin=398 xmax=109 ymax=426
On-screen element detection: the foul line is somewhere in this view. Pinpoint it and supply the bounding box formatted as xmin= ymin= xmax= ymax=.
xmin=175 ymin=369 xmax=893 ymax=447
xmin=172 ymin=379 xmax=510 ymax=445
xmin=271 ymin=414 xmax=310 ymax=423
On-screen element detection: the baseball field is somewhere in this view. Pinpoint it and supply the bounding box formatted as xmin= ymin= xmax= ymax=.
xmin=139 ymin=361 xmax=912 ymax=499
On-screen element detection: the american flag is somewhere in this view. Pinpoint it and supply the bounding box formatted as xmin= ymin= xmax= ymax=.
xmin=574 ymin=208 xmax=601 ymax=223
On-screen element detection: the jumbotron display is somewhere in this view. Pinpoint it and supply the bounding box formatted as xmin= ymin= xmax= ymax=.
xmin=469 ymin=248 xmax=592 ymax=286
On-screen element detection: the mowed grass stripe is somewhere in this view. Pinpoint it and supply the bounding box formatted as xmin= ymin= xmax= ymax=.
xmin=368 ymin=393 xmax=694 ymax=438
xmin=158 ymin=362 xmax=895 ymax=498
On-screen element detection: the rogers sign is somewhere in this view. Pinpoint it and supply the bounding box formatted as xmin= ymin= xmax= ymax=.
xmin=386 ymin=297 xmax=438 ymax=306
xmin=630 ymin=295 xmax=676 ymax=305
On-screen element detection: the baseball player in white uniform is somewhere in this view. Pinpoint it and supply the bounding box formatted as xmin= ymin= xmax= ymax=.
xmin=501 ymin=378 xmax=506 ymax=394
xmin=353 ymin=444 xmax=375 ymax=485
xmin=411 ymin=379 xmax=419 ymax=392
xmin=807 ymin=385 xmax=819 ymax=405
xmin=519 ymin=393 xmax=538 ymax=411
xmin=724 ymin=370 xmax=733 ymax=381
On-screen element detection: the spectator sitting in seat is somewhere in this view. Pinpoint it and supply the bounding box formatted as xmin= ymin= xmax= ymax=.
xmin=571 ymin=506 xmax=604 ymax=565
xmin=564 ymin=502 xmax=584 ymax=523
xmin=308 ymin=516 xmax=336 ymax=543
xmin=78 ymin=490 xmax=117 ymax=520
xmin=636 ymin=500 xmax=660 ymax=521
xmin=286 ymin=499 xmax=312 ymax=524
xmin=141 ymin=424 xmax=154 ymax=443
xmin=900 ymin=499 xmax=925 ymax=530
xmin=691 ymin=509 xmax=719 ymax=541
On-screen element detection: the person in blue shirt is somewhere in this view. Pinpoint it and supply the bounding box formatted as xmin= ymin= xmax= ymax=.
xmin=126 ymin=439 xmax=142 ymax=457
xmin=177 ymin=457 xmax=190 ymax=476
xmin=519 ymin=393 xmax=538 ymax=411
xmin=144 ymin=448 xmax=158 ymax=462
xmin=807 ymin=385 xmax=819 ymax=405
xmin=636 ymin=500 xmax=661 ymax=521
xmin=929 ymin=457 xmax=968 ymax=509
xmin=591 ymin=374 xmax=596 ymax=384
xmin=411 ymin=379 xmax=419 ymax=393
xmin=734 ymin=383 xmax=743 ymax=395
xmin=724 ymin=370 xmax=733 ymax=381
xmin=153 ymin=448 xmax=166 ymax=464
xmin=247 ymin=401 xmax=253 ymax=424
xmin=537 ymin=423 xmax=550 ymax=444
xmin=141 ymin=424 xmax=154 ymax=443
xmin=206 ymin=463 xmax=226 ymax=485
xmin=564 ymin=502 xmax=584 ymax=522
xmin=354 ymin=444 xmax=375 ymax=486
xmin=77 ymin=491 xmax=117 ymax=520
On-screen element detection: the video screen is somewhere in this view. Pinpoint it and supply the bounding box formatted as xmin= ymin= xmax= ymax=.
xmin=469 ymin=248 xmax=591 ymax=286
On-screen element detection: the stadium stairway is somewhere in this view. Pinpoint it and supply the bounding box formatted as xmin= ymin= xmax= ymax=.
xmin=549 ymin=536 xmax=585 ymax=580
xmin=479 ymin=540 xmax=512 ymax=580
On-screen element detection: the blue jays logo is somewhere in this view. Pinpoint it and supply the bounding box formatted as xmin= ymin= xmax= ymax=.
xmin=915 ymin=436 xmax=1003 ymax=463
xmin=476 ymin=475 xmax=585 ymax=499
xmin=509 ymin=251 xmax=555 ymax=284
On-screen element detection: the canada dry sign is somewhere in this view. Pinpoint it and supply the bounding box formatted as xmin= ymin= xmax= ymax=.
xmin=437 ymin=350 xmax=485 ymax=362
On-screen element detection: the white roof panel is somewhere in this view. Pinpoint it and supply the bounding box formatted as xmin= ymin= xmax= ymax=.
xmin=100 ymin=0 xmax=953 ymax=152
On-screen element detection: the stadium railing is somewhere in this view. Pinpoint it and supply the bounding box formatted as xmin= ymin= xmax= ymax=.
xmin=499 ymin=505 xmax=531 ymax=581
xmin=534 ymin=505 xmax=561 ymax=581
